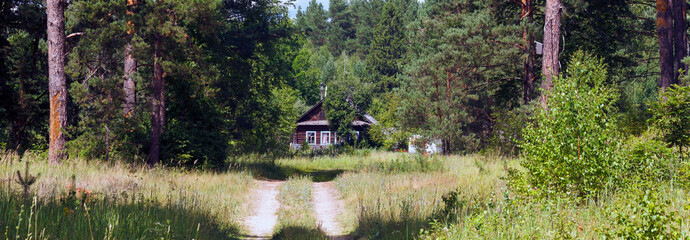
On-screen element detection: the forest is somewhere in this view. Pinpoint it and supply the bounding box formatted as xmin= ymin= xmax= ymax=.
xmin=1 ymin=0 xmax=690 ymax=239
xmin=0 ymin=0 xmax=683 ymax=166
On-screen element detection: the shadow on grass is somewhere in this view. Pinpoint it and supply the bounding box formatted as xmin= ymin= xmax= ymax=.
xmin=346 ymin=189 xmax=488 ymax=239
xmin=271 ymin=225 xmax=333 ymax=240
xmin=230 ymin=161 xmax=344 ymax=182
xmin=0 ymin=192 xmax=242 ymax=240
xmin=348 ymin=215 xmax=432 ymax=240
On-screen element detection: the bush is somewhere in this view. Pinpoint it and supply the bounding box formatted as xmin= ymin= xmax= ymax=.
xmin=520 ymin=51 xmax=621 ymax=199
xmin=604 ymin=188 xmax=683 ymax=239
xmin=651 ymin=84 xmax=690 ymax=160
xmin=620 ymin=131 xmax=678 ymax=182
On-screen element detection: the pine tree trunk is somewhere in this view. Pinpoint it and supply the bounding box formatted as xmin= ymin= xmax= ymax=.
xmin=148 ymin=33 xmax=164 ymax=165
xmin=123 ymin=0 xmax=137 ymax=117
xmin=541 ymin=0 xmax=561 ymax=108
xmin=672 ymin=0 xmax=687 ymax=84
xmin=658 ymin=0 xmax=674 ymax=90
xmin=519 ymin=0 xmax=536 ymax=103
xmin=47 ymin=0 xmax=67 ymax=164
xmin=123 ymin=44 xmax=136 ymax=116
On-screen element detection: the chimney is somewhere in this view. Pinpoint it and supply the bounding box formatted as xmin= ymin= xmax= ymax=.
xmin=320 ymin=82 xmax=324 ymax=101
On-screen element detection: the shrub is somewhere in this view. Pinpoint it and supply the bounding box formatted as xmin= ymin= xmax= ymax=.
xmin=604 ymin=188 xmax=683 ymax=239
xmin=620 ymin=131 xmax=678 ymax=182
xmin=520 ymin=51 xmax=621 ymax=199
xmin=651 ymin=84 xmax=690 ymax=160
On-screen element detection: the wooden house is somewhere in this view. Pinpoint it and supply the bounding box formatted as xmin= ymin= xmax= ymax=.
xmin=291 ymin=100 xmax=378 ymax=149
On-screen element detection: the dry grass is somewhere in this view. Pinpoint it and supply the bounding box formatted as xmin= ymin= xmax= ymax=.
xmin=272 ymin=176 xmax=329 ymax=239
xmin=0 ymin=150 xmax=255 ymax=238
xmin=327 ymin=154 xmax=513 ymax=239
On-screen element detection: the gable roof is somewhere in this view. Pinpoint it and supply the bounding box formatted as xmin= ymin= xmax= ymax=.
xmin=296 ymin=100 xmax=378 ymax=126
xmin=296 ymin=100 xmax=324 ymax=123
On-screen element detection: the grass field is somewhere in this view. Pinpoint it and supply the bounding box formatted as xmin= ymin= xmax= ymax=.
xmin=0 ymin=151 xmax=254 ymax=239
xmin=2 ymin=150 xmax=689 ymax=239
xmin=241 ymin=151 xmax=690 ymax=239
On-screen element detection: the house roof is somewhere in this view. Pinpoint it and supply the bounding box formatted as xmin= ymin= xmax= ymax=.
xmin=297 ymin=120 xmax=371 ymax=126
xmin=296 ymin=100 xmax=324 ymax=123
xmin=296 ymin=100 xmax=378 ymax=126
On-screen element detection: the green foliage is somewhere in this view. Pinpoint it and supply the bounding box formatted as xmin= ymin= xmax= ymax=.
xmin=323 ymin=54 xmax=373 ymax=142
xmin=620 ymin=131 xmax=678 ymax=182
xmin=399 ymin=0 xmax=522 ymax=153
xmin=367 ymin=1 xmax=405 ymax=91
xmin=619 ymin=77 xmax=658 ymax=135
xmin=369 ymin=93 xmax=409 ymax=150
xmin=604 ymin=188 xmax=683 ymax=239
xmin=291 ymin=40 xmax=322 ymax=105
xmin=520 ymin=51 xmax=621 ymax=198
xmin=295 ymin=0 xmax=329 ymax=47
xmin=651 ymin=84 xmax=690 ymax=158
xmin=327 ymin=0 xmax=356 ymax=55
xmin=488 ymin=103 xmax=536 ymax=156
xmin=0 ymin=1 xmax=48 ymax=152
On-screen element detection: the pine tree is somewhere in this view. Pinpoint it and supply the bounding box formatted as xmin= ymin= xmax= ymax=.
xmin=297 ymin=0 xmax=329 ymax=47
xmin=47 ymin=0 xmax=67 ymax=164
xmin=541 ymin=0 xmax=562 ymax=108
xmin=656 ymin=0 xmax=686 ymax=90
xmin=123 ymin=0 xmax=138 ymax=117
xmin=2 ymin=0 xmax=48 ymax=152
xmin=349 ymin=0 xmax=384 ymax=57
xmin=328 ymin=0 xmax=355 ymax=55
xmin=399 ymin=0 xmax=521 ymax=153
xmin=367 ymin=1 xmax=405 ymax=91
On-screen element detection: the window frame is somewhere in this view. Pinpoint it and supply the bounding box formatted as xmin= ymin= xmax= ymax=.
xmin=321 ymin=131 xmax=331 ymax=145
xmin=306 ymin=131 xmax=317 ymax=145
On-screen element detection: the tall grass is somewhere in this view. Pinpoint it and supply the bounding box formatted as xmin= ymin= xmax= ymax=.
xmin=272 ymin=177 xmax=329 ymax=240
xmin=418 ymin=185 xmax=690 ymax=239
xmin=0 ymin=151 xmax=255 ymax=239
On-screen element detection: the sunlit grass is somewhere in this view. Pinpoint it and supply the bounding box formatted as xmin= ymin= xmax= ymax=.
xmin=0 ymin=150 xmax=255 ymax=239
xmin=272 ymin=176 xmax=329 ymax=239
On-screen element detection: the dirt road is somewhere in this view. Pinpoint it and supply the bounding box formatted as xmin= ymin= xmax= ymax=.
xmin=242 ymin=180 xmax=282 ymax=238
xmin=311 ymin=181 xmax=347 ymax=237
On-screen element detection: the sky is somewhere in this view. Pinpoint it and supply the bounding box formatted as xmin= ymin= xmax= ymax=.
xmin=287 ymin=0 xmax=329 ymax=18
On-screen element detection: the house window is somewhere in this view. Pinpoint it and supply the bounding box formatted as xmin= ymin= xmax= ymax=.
xmin=321 ymin=131 xmax=331 ymax=145
xmin=306 ymin=131 xmax=316 ymax=145
xmin=355 ymin=131 xmax=360 ymax=140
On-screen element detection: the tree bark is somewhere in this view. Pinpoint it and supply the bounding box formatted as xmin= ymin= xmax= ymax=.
xmin=123 ymin=0 xmax=137 ymax=117
xmin=672 ymin=0 xmax=687 ymax=84
xmin=658 ymin=0 xmax=675 ymax=90
xmin=541 ymin=0 xmax=561 ymax=108
xmin=148 ymin=33 xmax=164 ymax=165
xmin=123 ymin=44 xmax=136 ymax=116
xmin=515 ymin=0 xmax=536 ymax=103
xmin=47 ymin=0 xmax=67 ymax=164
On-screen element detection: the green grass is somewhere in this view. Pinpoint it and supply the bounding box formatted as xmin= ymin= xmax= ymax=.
xmin=4 ymin=149 xmax=686 ymax=239
xmin=0 ymin=151 xmax=254 ymax=239
xmin=272 ymin=177 xmax=329 ymax=240
xmin=229 ymin=151 xmax=442 ymax=182
xmin=331 ymin=154 xmax=509 ymax=239
xmin=0 ymin=191 xmax=233 ymax=239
